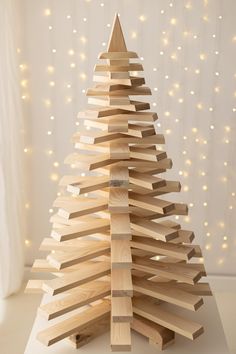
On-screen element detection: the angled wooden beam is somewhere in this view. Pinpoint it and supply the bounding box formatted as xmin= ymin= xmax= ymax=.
xmin=111 ymin=321 xmax=131 ymax=351
xmin=132 ymin=257 xmax=202 ymax=285
xmin=131 ymin=235 xmax=195 ymax=261
xmin=129 ymin=171 xmax=166 ymax=190
xmin=131 ymin=218 xmax=178 ymax=242
xmin=132 ymin=277 xmax=203 ymax=311
xmin=133 ymin=297 xmax=204 ymax=340
xmin=47 ymin=241 xmax=110 ymax=270
xmin=43 ymin=261 xmax=110 ymax=295
xmin=129 ymin=193 xmax=175 ymax=215
xmin=39 ymin=280 xmax=110 ymax=320
xmin=37 ymin=300 xmax=111 ymax=346
xmin=51 ymin=218 xmax=110 ymax=241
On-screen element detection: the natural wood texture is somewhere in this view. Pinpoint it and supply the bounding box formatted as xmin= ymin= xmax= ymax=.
xmin=132 ymin=277 xmax=203 ymax=311
xmin=51 ymin=218 xmax=110 ymax=241
xmin=109 ymin=187 xmax=129 ymax=213
xmin=111 ymin=297 xmax=133 ymax=322
xmin=131 ymin=314 xmax=175 ymax=350
xmin=111 ymin=240 xmax=132 ymax=268
xmin=47 ymin=241 xmax=110 ymax=270
xmin=37 ymin=300 xmax=111 ymax=346
xmin=110 ymin=214 xmax=131 ymax=240
xmin=111 ymin=268 xmax=133 ymax=297
xmin=131 ymin=235 xmax=195 ymax=260
xmin=27 ymin=13 xmax=211 ymax=352
xmin=43 ymin=262 xmax=110 ymax=295
xmin=132 ymin=257 xmax=202 ymax=285
xmin=39 ymin=280 xmax=110 ymax=320
xmin=110 ymin=321 xmax=131 ymax=351
xmin=131 ymin=218 xmax=178 ymax=242
xmin=133 ymin=297 xmax=204 ymax=340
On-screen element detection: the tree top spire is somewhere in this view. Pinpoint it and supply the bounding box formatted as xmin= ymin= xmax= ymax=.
xmin=107 ymin=13 xmax=127 ymax=52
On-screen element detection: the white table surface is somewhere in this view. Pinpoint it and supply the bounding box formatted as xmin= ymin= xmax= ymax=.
xmin=24 ymin=295 xmax=230 ymax=354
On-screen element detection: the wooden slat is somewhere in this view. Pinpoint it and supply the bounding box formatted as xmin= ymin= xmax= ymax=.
xmin=43 ymin=262 xmax=110 ymax=295
xmin=132 ymin=277 xmax=203 ymax=311
xmin=99 ymin=51 xmax=138 ymax=59
xmin=87 ymin=86 xmax=151 ymax=96
xmin=111 ymin=240 xmax=132 ymax=268
xmin=109 ymin=143 xmax=130 ymax=159
xmin=64 ymin=152 xmax=114 ymax=170
xmin=60 ymin=175 xmax=109 ymax=195
xmin=84 ymin=118 xmax=128 ymax=133
xmin=131 ymin=314 xmax=175 ymax=350
xmin=133 ymin=257 xmax=202 ymax=285
xmin=109 ymin=165 xmax=129 ymax=187
xmin=129 ymin=171 xmax=166 ymax=190
xmin=39 ymin=280 xmax=111 ymax=320
xmin=25 ymin=280 xmax=43 ymax=293
xmin=131 ymin=235 xmax=195 ymax=260
xmin=111 ymin=268 xmax=133 ymax=297
xmin=110 ymin=321 xmax=131 ymax=351
xmin=109 ymin=187 xmax=129 ymax=213
xmin=94 ymin=63 xmax=143 ymax=72
xmin=47 ymin=241 xmax=110 ymax=270
xmin=57 ymin=199 xmax=108 ymax=219
xmin=131 ymin=219 xmax=178 ymax=242
xmin=130 ymin=147 xmax=166 ymax=161
xmin=133 ymin=297 xmax=204 ymax=340
xmin=37 ymin=300 xmax=111 ymax=346
xmin=124 ymin=125 xmax=155 ymax=138
xmin=110 ymin=214 xmax=131 ymax=240
xmin=40 ymin=238 xmax=101 ymax=252
xmin=129 ymin=193 xmax=174 ymax=215
xmin=111 ymin=297 xmax=133 ymax=322
xmin=51 ymin=218 xmax=110 ymax=241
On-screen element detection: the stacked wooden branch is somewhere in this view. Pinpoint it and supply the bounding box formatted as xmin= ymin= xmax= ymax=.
xmin=26 ymin=14 xmax=212 ymax=351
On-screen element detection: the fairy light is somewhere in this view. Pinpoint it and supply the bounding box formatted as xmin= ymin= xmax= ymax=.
xmin=44 ymin=8 xmax=51 ymax=16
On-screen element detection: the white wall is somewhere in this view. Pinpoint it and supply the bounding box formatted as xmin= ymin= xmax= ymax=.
xmin=19 ymin=0 xmax=236 ymax=274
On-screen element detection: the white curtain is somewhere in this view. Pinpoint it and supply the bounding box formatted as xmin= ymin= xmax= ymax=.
xmin=0 ymin=0 xmax=25 ymax=297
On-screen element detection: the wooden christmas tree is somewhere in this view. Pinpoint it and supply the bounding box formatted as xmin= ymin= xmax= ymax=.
xmin=26 ymin=14 xmax=212 ymax=351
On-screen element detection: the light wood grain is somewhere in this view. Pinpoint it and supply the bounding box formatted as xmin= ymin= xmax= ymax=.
xmin=111 ymin=297 xmax=133 ymax=322
xmin=111 ymin=240 xmax=132 ymax=268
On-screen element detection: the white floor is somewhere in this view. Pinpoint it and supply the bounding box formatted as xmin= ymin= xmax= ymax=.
xmin=0 ymin=278 xmax=236 ymax=354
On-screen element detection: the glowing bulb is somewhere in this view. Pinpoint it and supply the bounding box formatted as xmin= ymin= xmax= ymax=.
xmin=49 ymin=208 xmax=53 ymax=213
xmin=210 ymin=125 xmax=214 ymax=130
xmin=24 ymin=148 xmax=28 ymax=153
xmin=192 ymin=127 xmax=198 ymax=133
xmin=205 ymin=244 xmax=211 ymax=250
xmin=139 ymin=15 xmax=146 ymax=22
xmin=202 ymin=185 xmax=208 ymax=191
xmin=203 ymin=202 xmax=207 ymax=206
xmin=200 ymin=53 xmax=206 ymax=60
xmin=164 ymin=111 xmax=170 ymax=117
xmin=68 ymin=49 xmax=75 ymax=56
xmin=44 ymin=8 xmax=51 ymax=16
xmin=50 ymin=173 xmax=59 ymax=181
xmin=80 ymin=73 xmax=87 ymax=80
xmin=25 ymin=239 xmax=30 ymax=246
xmin=222 ymin=243 xmax=228 ymax=249
xmin=53 ymin=162 xmax=59 ymax=167
xmin=49 ymin=81 xmax=55 ymax=87
xmin=80 ymin=36 xmax=87 ymax=43
xmin=47 ymin=65 xmax=55 ymax=73
xmin=170 ymin=18 xmax=177 ymax=25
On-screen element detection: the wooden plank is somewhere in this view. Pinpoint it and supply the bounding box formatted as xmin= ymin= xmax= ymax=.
xmin=43 ymin=261 xmax=110 ymax=295
xmin=25 ymin=280 xmax=43 ymax=294
xmin=109 ymin=187 xmax=129 ymax=213
xmin=37 ymin=300 xmax=111 ymax=346
xmin=129 ymin=193 xmax=175 ymax=215
xmin=174 ymin=282 xmax=212 ymax=296
xmin=132 ymin=257 xmax=202 ymax=285
xmin=110 ymin=165 xmax=129 ymax=187
xmin=111 ymin=297 xmax=133 ymax=322
xmin=131 ymin=235 xmax=195 ymax=261
xmin=111 ymin=240 xmax=132 ymax=268
xmin=129 ymin=171 xmax=166 ymax=190
xmin=79 ymin=111 xmax=158 ymax=122
xmin=47 ymin=241 xmax=110 ymax=270
xmin=39 ymin=280 xmax=110 ymax=320
xmin=60 ymin=175 xmax=109 ymax=195
xmin=51 ymin=218 xmax=110 ymax=241
xmin=87 ymin=86 xmax=151 ymax=96
xmin=109 ymin=143 xmax=130 ymax=159
xmin=93 ymin=74 xmax=145 ymax=86
xmin=133 ymin=297 xmax=204 ymax=340
xmin=124 ymin=125 xmax=155 ymax=138
xmin=110 ymin=214 xmax=131 ymax=240
xmin=132 ymin=277 xmax=203 ymax=311
xmin=130 ymin=147 xmax=166 ymax=161
xmin=131 ymin=314 xmax=175 ymax=350
xmin=110 ymin=321 xmax=131 ymax=351
xmin=64 ymin=152 xmax=114 ymax=171
xmin=94 ymin=63 xmax=143 ymax=72
xmin=99 ymin=51 xmax=138 ymax=59
xmin=84 ymin=118 xmax=128 ymax=133
xmin=111 ymin=268 xmax=133 ymax=297
xmin=57 ymin=199 xmax=108 ymax=219
xmin=131 ymin=219 xmax=178 ymax=242
xmin=68 ymin=316 xmax=109 ymax=348
xmin=40 ymin=238 xmax=101 ymax=251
